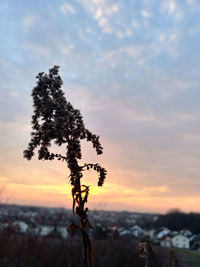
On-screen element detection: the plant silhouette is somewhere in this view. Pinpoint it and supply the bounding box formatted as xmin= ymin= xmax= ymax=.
xmin=23 ymin=65 xmax=107 ymax=267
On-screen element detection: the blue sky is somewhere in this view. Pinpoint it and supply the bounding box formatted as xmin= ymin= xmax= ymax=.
xmin=0 ymin=0 xmax=200 ymax=212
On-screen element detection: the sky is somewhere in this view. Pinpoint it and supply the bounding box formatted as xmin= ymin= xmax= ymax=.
xmin=0 ymin=0 xmax=200 ymax=213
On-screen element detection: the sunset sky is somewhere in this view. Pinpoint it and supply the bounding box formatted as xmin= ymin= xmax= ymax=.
xmin=1 ymin=0 xmax=200 ymax=213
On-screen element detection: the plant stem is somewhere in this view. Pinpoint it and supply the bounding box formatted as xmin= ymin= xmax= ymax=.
xmin=78 ymin=171 xmax=90 ymax=267
xmin=81 ymin=230 xmax=89 ymax=267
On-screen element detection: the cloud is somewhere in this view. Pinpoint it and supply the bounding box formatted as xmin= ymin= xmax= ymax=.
xmin=23 ymin=42 xmax=50 ymax=58
xmin=122 ymin=46 xmax=143 ymax=58
xmin=181 ymin=133 xmax=200 ymax=143
xmin=141 ymin=10 xmax=151 ymax=18
xmin=160 ymin=0 xmax=183 ymax=20
xmin=99 ymin=182 xmax=169 ymax=198
xmin=132 ymin=20 xmax=140 ymax=28
xmin=59 ymin=44 xmax=74 ymax=55
xmin=78 ymin=0 xmax=119 ymax=34
xmin=162 ymin=0 xmax=176 ymax=14
xmin=148 ymin=69 xmax=196 ymax=97
xmin=189 ymin=25 xmax=200 ymax=36
xmin=126 ymin=29 xmax=132 ymax=37
xmin=97 ymin=44 xmax=154 ymax=71
xmin=186 ymin=0 xmax=199 ymax=5
xmin=116 ymin=31 xmax=124 ymax=39
xmin=60 ymin=3 xmax=76 ymax=14
xmin=7 ymin=90 xmax=19 ymax=97
xmin=157 ymin=29 xmax=181 ymax=57
xmin=22 ymin=15 xmax=36 ymax=31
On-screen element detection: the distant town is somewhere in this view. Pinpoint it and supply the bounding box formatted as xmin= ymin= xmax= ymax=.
xmin=0 ymin=204 xmax=200 ymax=251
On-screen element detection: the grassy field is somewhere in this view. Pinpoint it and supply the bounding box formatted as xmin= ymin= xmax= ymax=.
xmin=175 ymin=248 xmax=200 ymax=267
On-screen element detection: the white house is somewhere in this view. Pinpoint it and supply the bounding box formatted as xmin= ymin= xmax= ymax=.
xmin=118 ymin=229 xmax=131 ymax=236
xmin=13 ymin=221 xmax=28 ymax=233
xmin=40 ymin=226 xmax=54 ymax=236
xmin=172 ymin=234 xmax=190 ymax=249
xmin=130 ymin=225 xmax=143 ymax=237
xmin=180 ymin=229 xmax=193 ymax=238
xmin=157 ymin=228 xmax=171 ymax=239
xmin=57 ymin=227 xmax=68 ymax=239
xmin=143 ymin=229 xmax=156 ymax=239
xmin=160 ymin=235 xmax=172 ymax=248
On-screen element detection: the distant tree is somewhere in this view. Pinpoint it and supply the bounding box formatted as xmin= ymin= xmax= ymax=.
xmin=23 ymin=66 xmax=107 ymax=267
xmin=154 ymin=210 xmax=200 ymax=233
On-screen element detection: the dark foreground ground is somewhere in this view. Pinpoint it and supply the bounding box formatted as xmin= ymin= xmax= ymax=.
xmin=0 ymin=230 xmax=200 ymax=267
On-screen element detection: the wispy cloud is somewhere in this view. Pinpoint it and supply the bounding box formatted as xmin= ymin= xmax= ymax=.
xmin=22 ymin=15 xmax=37 ymax=31
xmin=160 ymin=0 xmax=183 ymax=20
xmin=23 ymin=42 xmax=51 ymax=58
xmin=78 ymin=0 xmax=119 ymax=33
xmin=141 ymin=9 xmax=151 ymax=18
xmin=59 ymin=44 xmax=74 ymax=55
xmin=60 ymin=3 xmax=76 ymax=14
xmin=186 ymin=0 xmax=199 ymax=6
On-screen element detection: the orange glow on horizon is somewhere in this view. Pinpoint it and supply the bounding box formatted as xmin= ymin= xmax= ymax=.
xmin=1 ymin=176 xmax=200 ymax=214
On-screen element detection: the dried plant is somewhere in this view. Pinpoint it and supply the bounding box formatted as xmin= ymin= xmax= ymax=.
xmin=137 ymin=242 xmax=157 ymax=267
xmin=169 ymin=249 xmax=180 ymax=267
xmin=23 ymin=66 xmax=107 ymax=267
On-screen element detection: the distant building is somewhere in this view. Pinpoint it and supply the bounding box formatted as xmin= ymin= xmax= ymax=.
xmin=180 ymin=229 xmax=193 ymax=238
xmin=130 ymin=225 xmax=143 ymax=238
xmin=172 ymin=234 xmax=190 ymax=249
xmin=13 ymin=221 xmax=28 ymax=233
xmin=157 ymin=227 xmax=171 ymax=239
xmin=126 ymin=218 xmax=136 ymax=224
xmin=57 ymin=227 xmax=68 ymax=239
xmin=40 ymin=226 xmax=54 ymax=236
xmin=160 ymin=235 xmax=172 ymax=248
xmin=118 ymin=229 xmax=131 ymax=236
xmin=190 ymin=234 xmax=200 ymax=251
xmin=39 ymin=226 xmax=68 ymax=240
xmin=143 ymin=229 xmax=156 ymax=239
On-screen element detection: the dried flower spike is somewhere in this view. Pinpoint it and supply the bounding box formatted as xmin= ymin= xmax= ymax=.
xmin=24 ymin=66 xmax=107 ymax=267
